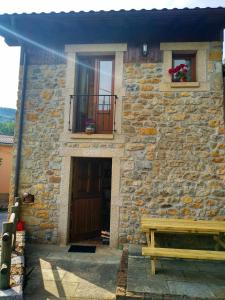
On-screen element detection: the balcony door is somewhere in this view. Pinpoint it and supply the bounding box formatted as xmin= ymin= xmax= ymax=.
xmin=75 ymin=56 xmax=115 ymax=133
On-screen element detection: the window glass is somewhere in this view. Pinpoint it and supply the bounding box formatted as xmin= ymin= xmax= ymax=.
xmin=172 ymin=54 xmax=196 ymax=82
xmin=74 ymin=56 xmax=114 ymax=133
xmin=98 ymin=60 xmax=113 ymax=111
xmin=98 ymin=60 xmax=113 ymax=95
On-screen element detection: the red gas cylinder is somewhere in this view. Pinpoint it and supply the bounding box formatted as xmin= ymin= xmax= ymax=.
xmin=17 ymin=221 xmax=25 ymax=231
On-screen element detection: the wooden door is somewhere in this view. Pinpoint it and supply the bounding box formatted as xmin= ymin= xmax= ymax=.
xmin=70 ymin=158 xmax=102 ymax=242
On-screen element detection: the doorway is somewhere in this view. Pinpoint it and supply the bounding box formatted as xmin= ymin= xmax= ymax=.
xmin=69 ymin=157 xmax=112 ymax=244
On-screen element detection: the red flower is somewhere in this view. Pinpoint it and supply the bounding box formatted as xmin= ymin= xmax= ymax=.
xmin=168 ymin=63 xmax=188 ymax=76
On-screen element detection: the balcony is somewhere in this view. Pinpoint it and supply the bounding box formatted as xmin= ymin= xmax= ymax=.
xmin=69 ymin=95 xmax=117 ymax=134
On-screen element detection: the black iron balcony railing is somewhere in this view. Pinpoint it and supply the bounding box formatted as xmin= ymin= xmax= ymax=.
xmin=69 ymin=95 xmax=118 ymax=134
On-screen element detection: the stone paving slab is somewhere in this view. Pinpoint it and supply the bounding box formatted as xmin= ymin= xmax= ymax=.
xmin=126 ymin=245 xmax=225 ymax=299
xmin=0 ymin=285 xmax=22 ymax=300
xmin=167 ymin=281 xmax=215 ymax=298
xmin=24 ymin=243 xmax=122 ymax=300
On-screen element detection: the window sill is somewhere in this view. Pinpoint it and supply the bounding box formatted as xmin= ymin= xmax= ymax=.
xmin=170 ymin=82 xmax=200 ymax=88
xmin=159 ymin=81 xmax=209 ymax=91
xmin=70 ymin=133 xmax=114 ymax=140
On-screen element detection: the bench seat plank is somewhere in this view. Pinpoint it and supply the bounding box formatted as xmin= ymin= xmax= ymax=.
xmin=142 ymin=217 xmax=225 ymax=224
xmin=141 ymin=217 xmax=225 ymax=275
xmin=141 ymin=218 xmax=225 ymax=233
xmin=142 ymin=226 xmax=222 ymax=234
xmin=142 ymin=217 xmax=225 ymax=226
xmin=142 ymin=247 xmax=225 ymax=260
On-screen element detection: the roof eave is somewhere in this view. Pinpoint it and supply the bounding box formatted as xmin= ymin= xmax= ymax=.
xmin=0 ymin=7 xmax=225 ymax=46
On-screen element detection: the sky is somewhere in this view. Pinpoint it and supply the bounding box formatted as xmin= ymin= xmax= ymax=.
xmin=0 ymin=0 xmax=225 ymax=109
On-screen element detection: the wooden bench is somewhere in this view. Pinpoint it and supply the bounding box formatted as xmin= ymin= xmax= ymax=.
xmin=141 ymin=217 xmax=225 ymax=275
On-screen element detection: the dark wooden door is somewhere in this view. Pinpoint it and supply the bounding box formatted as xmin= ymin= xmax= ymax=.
xmin=70 ymin=158 xmax=102 ymax=242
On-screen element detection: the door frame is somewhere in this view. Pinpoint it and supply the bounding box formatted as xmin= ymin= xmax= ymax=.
xmin=58 ymin=150 xmax=121 ymax=248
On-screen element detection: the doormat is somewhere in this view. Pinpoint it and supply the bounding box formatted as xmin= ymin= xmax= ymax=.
xmin=68 ymin=245 xmax=96 ymax=253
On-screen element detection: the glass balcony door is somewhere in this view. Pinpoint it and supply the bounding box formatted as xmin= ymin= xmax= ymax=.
xmin=74 ymin=55 xmax=115 ymax=133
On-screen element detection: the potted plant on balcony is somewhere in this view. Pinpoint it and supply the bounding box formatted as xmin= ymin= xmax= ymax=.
xmin=85 ymin=118 xmax=96 ymax=134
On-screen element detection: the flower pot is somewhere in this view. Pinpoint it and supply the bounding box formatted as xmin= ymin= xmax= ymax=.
xmin=85 ymin=123 xmax=96 ymax=134
xmin=85 ymin=118 xmax=96 ymax=134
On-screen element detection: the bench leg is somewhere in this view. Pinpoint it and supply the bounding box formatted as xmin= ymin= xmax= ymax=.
xmin=150 ymin=230 xmax=156 ymax=275
xmin=214 ymin=233 xmax=225 ymax=250
xmin=151 ymin=258 xmax=156 ymax=275
xmin=146 ymin=232 xmax=151 ymax=246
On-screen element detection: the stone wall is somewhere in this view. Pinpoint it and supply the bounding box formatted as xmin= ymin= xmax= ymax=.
xmin=11 ymin=57 xmax=66 ymax=243
xmin=119 ymin=41 xmax=225 ymax=244
xmin=10 ymin=42 xmax=225 ymax=245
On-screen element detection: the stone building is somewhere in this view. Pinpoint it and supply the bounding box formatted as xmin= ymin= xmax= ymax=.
xmin=0 ymin=7 xmax=225 ymax=247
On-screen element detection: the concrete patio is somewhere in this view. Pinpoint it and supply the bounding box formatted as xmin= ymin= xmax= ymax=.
xmin=23 ymin=243 xmax=225 ymax=300
xmin=119 ymin=245 xmax=225 ymax=299
xmin=24 ymin=243 xmax=122 ymax=300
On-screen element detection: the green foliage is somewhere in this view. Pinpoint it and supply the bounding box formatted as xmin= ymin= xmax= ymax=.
xmin=0 ymin=121 xmax=15 ymax=136
xmin=0 ymin=107 xmax=16 ymax=123
xmin=0 ymin=107 xmax=16 ymax=135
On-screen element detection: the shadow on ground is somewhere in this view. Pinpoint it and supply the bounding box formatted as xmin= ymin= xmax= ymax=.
xmin=24 ymin=243 xmax=122 ymax=300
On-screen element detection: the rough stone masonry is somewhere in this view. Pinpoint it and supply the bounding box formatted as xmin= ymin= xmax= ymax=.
xmin=9 ymin=41 xmax=225 ymax=246
xmin=119 ymin=42 xmax=225 ymax=244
